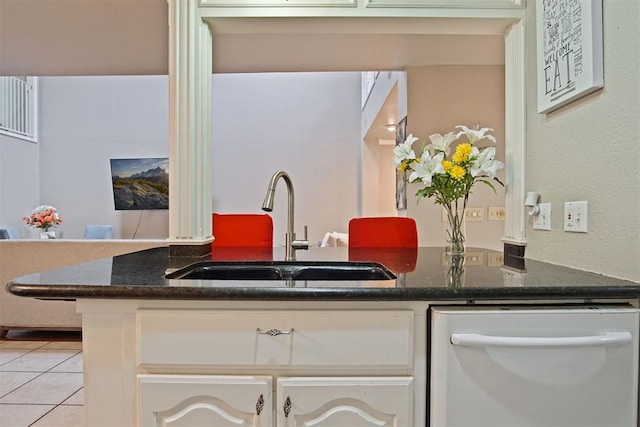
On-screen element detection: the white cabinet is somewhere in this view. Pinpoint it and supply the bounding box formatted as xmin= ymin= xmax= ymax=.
xmin=138 ymin=375 xmax=272 ymax=426
xmin=277 ymin=377 xmax=413 ymax=426
xmin=137 ymin=309 xmax=414 ymax=369
xmin=135 ymin=309 xmax=416 ymax=426
xmin=80 ymin=299 xmax=640 ymax=426
xmin=138 ymin=375 xmax=413 ymax=426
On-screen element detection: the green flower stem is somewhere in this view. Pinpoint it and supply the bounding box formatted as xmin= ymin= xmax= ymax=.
xmin=446 ymin=254 xmax=466 ymax=287
xmin=444 ymin=193 xmax=468 ymax=255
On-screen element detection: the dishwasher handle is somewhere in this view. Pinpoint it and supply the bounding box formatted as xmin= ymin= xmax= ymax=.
xmin=450 ymin=331 xmax=632 ymax=348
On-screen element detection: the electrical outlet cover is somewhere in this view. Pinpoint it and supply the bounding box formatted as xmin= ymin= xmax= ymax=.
xmin=465 ymin=208 xmax=484 ymax=221
xmin=488 ymin=207 xmax=506 ymax=221
xmin=564 ymin=201 xmax=588 ymax=233
xmin=487 ymin=252 xmax=504 ymax=266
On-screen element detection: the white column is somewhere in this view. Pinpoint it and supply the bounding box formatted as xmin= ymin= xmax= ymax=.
xmin=167 ymin=0 xmax=213 ymax=250
xmin=502 ymin=18 xmax=527 ymax=247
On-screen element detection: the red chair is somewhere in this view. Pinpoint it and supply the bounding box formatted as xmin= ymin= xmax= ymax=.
xmin=348 ymin=217 xmax=418 ymax=273
xmin=211 ymin=213 xmax=274 ymax=260
xmin=348 ymin=217 xmax=417 ymax=248
xmin=212 ymin=213 xmax=273 ymax=247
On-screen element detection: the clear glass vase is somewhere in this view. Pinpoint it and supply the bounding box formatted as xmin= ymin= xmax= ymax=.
xmin=39 ymin=230 xmax=56 ymax=239
xmin=445 ymin=253 xmax=466 ymax=287
xmin=444 ymin=199 xmax=466 ymax=255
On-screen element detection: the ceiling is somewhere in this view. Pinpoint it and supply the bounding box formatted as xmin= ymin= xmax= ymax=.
xmin=211 ymin=32 xmax=504 ymax=74
xmin=208 ymin=17 xmax=507 ymax=73
xmin=0 ymin=1 xmax=507 ymax=75
xmin=0 ymin=1 xmax=507 ymax=140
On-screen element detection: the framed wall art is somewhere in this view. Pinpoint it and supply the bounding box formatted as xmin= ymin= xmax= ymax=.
xmin=536 ymin=0 xmax=604 ymax=113
xmin=395 ymin=116 xmax=408 ymax=210
xmin=110 ymin=158 xmax=169 ymax=210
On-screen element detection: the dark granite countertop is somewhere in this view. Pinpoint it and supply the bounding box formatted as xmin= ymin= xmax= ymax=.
xmin=6 ymin=246 xmax=640 ymax=301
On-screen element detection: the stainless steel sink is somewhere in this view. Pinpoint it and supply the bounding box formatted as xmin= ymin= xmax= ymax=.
xmin=165 ymin=261 xmax=396 ymax=281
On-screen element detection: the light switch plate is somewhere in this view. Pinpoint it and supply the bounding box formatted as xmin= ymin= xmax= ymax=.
xmin=533 ymin=203 xmax=551 ymax=230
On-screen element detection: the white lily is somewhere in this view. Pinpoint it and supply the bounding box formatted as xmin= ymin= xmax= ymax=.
xmin=392 ymin=134 xmax=418 ymax=167
xmin=470 ymin=146 xmax=504 ymax=178
xmin=408 ymin=152 xmax=444 ymax=186
xmin=427 ymin=131 xmax=457 ymax=155
xmin=456 ymin=125 xmax=496 ymax=144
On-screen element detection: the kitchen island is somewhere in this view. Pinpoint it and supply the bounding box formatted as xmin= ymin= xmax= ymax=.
xmin=7 ymin=246 xmax=640 ymax=426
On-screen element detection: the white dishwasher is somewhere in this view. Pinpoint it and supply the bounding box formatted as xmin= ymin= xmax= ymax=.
xmin=430 ymin=306 xmax=639 ymax=427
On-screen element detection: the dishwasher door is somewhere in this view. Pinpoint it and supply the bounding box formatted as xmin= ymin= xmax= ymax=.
xmin=430 ymin=306 xmax=639 ymax=427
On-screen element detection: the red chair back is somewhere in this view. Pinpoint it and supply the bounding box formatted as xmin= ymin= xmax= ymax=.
xmin=348 ymin=217 xmax=418 ymax=248
xmin=212 ymin=213 xmax=273 ymax=247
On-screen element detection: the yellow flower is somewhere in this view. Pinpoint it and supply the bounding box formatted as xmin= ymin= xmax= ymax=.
xmin=442 ymin=160 xmax=452 ymax=172
xmin=452 ymin=143 xmax=472 ymax=163
xmin=400 ymin=162 xmax=409 ymax=173
xmin=449 ymin=165 xmax=466 ymax=180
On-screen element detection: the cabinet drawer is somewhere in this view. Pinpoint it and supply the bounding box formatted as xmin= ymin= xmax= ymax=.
xmin=137 ymin=310 xmax=413 ymax=368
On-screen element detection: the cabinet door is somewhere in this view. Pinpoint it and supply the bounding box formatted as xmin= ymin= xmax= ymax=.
xmin=277 ymin=377 xmax=413 ymax=426
xmin=138 ymin=374 xmax=272 ymax=426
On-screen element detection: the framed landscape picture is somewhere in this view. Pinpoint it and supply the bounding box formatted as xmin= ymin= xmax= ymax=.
xmin=110 ymin=158 xmax=169 ymax=210
xmin=536 ymin=0 xmax=604 ymax=113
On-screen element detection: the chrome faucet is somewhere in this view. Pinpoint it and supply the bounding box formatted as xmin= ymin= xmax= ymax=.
xmin=261 ymin=171 xmax=309 ymax=261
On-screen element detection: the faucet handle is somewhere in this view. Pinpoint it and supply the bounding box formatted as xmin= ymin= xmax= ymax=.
xmin=292 ymin=225 xmax=309 ymax=251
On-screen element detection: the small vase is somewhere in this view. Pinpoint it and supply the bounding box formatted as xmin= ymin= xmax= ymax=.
xmin=40 ymin=230 xmax=56 ymax=239
xmin=444 ymin=199 xmax=466 ymax=255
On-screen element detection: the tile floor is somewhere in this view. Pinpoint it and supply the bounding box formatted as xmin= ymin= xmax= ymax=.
xmin=0 ymin=331 xmax=84 ymax=427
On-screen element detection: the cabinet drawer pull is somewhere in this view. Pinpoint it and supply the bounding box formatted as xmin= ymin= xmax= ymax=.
xmin=256 ymin=328 xmax=295 ymax=336
xmin=283 ymin=396 xmax=292 ymax=418
xmin=256 ymin=394 xmax=264 ymax=415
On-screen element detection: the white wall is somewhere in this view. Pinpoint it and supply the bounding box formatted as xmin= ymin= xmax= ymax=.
xmin=361 ymin=71 xmax=405 ymax=140
xmin=0 ymin=134 xmax=39 ymax=237
xmin=361 ymin=140 xmax=397 ymax=218
xmin=524 ymin=0 xmax=640 ymax=281
xmin=361 ymin=71 xmax=406 ymax=218
xmin=38 ymin=76 xmax=170 ymax=239
xmin=211 ymin=72 xmax=361 ymax=246
xmin=34 ymin=73 xmax=362 ymax=242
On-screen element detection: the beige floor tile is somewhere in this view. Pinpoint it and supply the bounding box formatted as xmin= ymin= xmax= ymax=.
xmin=0 ymin=337 xmax=84 ymax=425
xmin=0 ymin=372 xmax=40 ymax=397
xmin=31 ymin=405 xmax=84 ymax=427
xmin=49 ymin=353 xmax=83 ymax=373
xmin=0 ymin=372 xmax=83 ymax=405
xmin=0 ymin=350 xmax=79 ymax=373
xmin=39 ymin=341 xmax=82 ymax=351
xmin=62 ymin=388 xmax=84 ymax=406
xmin=0 ymin=349 xmax=30 ymax=366
xmin=0 ymin=403 xmax=54 ymax=427
xmin=0 ymin=341 xmax=47 ymax=350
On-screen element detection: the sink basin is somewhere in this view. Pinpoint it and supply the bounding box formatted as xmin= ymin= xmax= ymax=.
xmin=165 ymin=261 xmax=396 ymax=281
